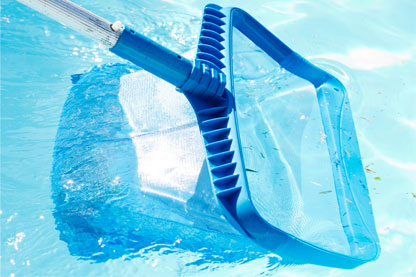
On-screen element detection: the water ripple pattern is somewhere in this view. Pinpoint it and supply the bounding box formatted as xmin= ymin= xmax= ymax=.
xmin=1 ymin=0 xmax=415 ymax=276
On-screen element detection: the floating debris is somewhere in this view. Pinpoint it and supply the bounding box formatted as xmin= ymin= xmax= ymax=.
xmin=245 ymin=168 xmax=258 ymax=173
xmin=311 ymin=181 xmax=322 ymax=187
xmin=365 ymin=166 xmax=376 ymax=173
xmin=243 ymin=145 xmax=255 ymax=150
xmin=411 ymin=193 xmax=416 ymax=198
xmin=374 ymin=177 xmax=381 ymax=181
xmin=345 ymin=197 xmax=353 ymax=203
xmin=360 ymin=117 xmax=372 ymax=123
xmin=345 ymin=149 xmax=351 ymax=158
xmin=319 ymin=190 xmax=332 ymax=194
xmin=260 ymin=152 xmax=265 ymax=159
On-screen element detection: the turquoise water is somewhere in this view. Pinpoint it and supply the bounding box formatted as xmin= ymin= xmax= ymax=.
xmin=1 ymin=0 xmax=415 ymax=276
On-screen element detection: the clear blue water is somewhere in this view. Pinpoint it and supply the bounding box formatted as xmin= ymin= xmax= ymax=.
xmin=1 ymin=0 xmax=415 ymax=276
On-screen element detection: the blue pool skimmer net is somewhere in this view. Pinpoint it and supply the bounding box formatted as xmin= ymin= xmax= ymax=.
xmin=17 ymin=0 xmax=380 ymax=269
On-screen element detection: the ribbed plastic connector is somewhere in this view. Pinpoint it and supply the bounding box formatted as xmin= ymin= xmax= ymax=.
xmin=180 ymin=60 xmax=226 ymax=100
xmin=179 ymin=4 xmax=228 ymax=101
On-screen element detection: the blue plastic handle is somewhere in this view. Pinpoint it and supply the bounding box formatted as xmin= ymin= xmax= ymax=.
xmin=111 ymin=26 xmax=226 ymax=101
xmin=111 ymin=26 xmax=193 ymax=88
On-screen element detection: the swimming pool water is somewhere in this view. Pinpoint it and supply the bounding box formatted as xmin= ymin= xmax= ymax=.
xmin=1 ymin=0 xmax=415 ymax=276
